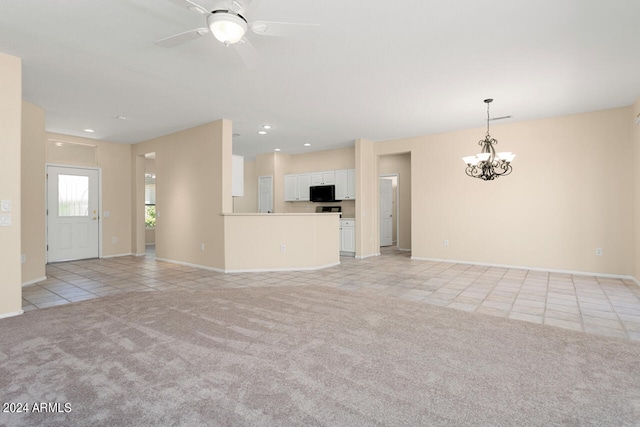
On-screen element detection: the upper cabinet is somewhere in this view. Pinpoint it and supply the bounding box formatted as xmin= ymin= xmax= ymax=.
xmin=311 ymin=170 xmax=335 ymax=186
xmin=284 ymin=173 xmax=312 ymax=201
xmin=232 ymin=155 xmax=244 ymax=197
xmin=286 ymin=169 xmax=355 ymax=202
xmin=335 ymin=169 xmax=356 ymax=200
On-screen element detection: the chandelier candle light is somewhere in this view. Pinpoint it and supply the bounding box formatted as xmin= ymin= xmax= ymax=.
xmin=462 ymin=99 xmax=516 ymax=180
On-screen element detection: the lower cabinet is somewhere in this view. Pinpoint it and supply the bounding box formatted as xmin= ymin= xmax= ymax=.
xmin=340 ymin=219 xmax=355 ymax=256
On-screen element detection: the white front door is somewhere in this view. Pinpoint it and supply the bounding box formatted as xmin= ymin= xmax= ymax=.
xmin=379 ymin=178 xmax=393 ymax=247
xmin=258 ymin=175 xmax=273 ymax=213
xmin=47 ymin=166 xmax=100 ymax=262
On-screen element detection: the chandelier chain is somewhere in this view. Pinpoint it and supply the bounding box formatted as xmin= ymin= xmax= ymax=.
xmin=486 ymin=101 xmax=490 ymax=137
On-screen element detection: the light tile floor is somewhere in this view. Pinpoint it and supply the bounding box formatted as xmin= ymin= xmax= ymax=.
xmin=22 ymin=246 xmax=640 ymax=341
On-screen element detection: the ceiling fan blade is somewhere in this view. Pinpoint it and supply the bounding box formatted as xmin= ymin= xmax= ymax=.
xmin=165 ymin=0 xmax=209 ymax=14
xmin=230 ymin=0 xmax=255 ymax=15
xmin=250 ymin=21 xmax=320 ymax=38
xmin=233 ymin=38 xmax=262 ymax=68
xmin=156 ymin=28 xmax=210 ymax=48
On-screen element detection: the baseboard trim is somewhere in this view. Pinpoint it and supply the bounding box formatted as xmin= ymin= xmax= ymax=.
xmin=101 ymin=253 xmax=133 ymax=259
xmin=398 ymin=248 xmax=411 ymax=252
xmin=22 ymin=276 xmax=47 ymax=287
xmin=0 ymin=310 xmax=24 ymax=319
xmin=134 ymin=252 xmax=146 ymax=257
xmin=225 ymin=262 xmax=341 ymax=274
xmin=155 ymin=257 xmax=340 ymax=274
xmin=154 ymin=257 xmax=226 ymax=273
xmin=356 ymin=252 xmax=381 ymax=260
xmin=411 ymin=256 xmax=639 ymax=284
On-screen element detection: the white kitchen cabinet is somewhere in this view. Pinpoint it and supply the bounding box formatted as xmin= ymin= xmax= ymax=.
xmin=232 ymin=155 xmax=244 ymax=197
xmin=298 ymin=174 xmax=311 ymax=200
xmin=340 ymin=218 xmax=355 ymax=256
xmin=311 ymin=170 xmax=335 ymax=186
xmin=284 ymin=173 xmax=312 ymax=201
xmin=335 ymin=169 xmax=356 ymax=200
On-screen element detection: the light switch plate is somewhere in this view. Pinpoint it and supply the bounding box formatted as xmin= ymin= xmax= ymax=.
xmin=0 ymin=199 xmax=10 ymax=212
xmin=0 ymin=213 xmax=12 ymax=226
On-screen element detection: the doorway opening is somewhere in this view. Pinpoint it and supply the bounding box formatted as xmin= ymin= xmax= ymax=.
xmin=378 ymin=152 xmax=411 ymax=254
xmin=379 ymin=175 xmax=397 ymax=247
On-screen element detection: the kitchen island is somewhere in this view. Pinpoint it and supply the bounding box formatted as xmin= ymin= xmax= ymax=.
xmin=222 ymin=213 xmax=340 ymax=272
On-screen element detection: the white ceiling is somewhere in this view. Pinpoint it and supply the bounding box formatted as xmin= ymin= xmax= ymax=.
xmin=1 ymin=0 xmax=639 ymax=158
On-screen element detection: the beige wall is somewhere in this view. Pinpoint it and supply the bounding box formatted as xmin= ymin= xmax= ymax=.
xmin=223 ymin=213 xmax=340 ymax=271
xmin=46 ymin=133 xmax=132 ymax=257
xmin=0 ymin=52 xmax=22 ymax=317
xmin=379 ymin=153 xmax=411 ymax=250
xmin=363 ymin=107 xmax=634 ymax=275
xmin=131 ymin=120 xmax=232 ymax=270
xmin=289 ymin=147 xmax=356 ymax=173
xmin=633 ymin=97 xmax=640 ymax=279
xmin=21 ymin=101 xmax=46 ymax=285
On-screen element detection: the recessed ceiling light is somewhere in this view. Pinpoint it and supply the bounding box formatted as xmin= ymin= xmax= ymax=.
xmin=258 ymin=130 xmax=267 ymax=135
xmin=114 ymin=115 xmax=127 ymax=120
xmin=55 ymin=142 xmax=64 ymax=147
xmin=304 ymin=143 xmax=311 ymax=147
xmin=262 ymin=125 xmax=272 ymax=130
xmin=83 ymin=128 xmax=95 ymax=133
xmin=274 ymin=148 xmax=281 ymax=152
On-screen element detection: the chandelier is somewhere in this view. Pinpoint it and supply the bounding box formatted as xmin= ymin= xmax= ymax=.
xmin=462 ymin=99 xmax=516 ymax=180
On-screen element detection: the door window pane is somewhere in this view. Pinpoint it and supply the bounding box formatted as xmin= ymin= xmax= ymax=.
xmin=58 ymin=174 xmax=89 ymax=216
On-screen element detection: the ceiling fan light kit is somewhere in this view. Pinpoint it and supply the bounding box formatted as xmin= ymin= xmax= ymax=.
xmin=208 ymin=11 xmax=248 ymax=45
xmin=157 ymin=0 xmax=320 ymax=67
xmin=462 ymin=99 xmax=516 ymax=181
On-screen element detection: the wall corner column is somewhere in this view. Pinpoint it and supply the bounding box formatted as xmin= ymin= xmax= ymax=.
xmin=632 ymin=97 xmax=640 ymax=281
xmin=355 ymin=138 xmax=378 ymax=258
xmin=0 ymin=52 xmax=23 ymax=318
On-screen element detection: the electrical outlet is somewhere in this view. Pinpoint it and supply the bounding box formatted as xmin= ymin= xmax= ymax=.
xmin=201 ymin=243 xmax=205 ymax=251
xmin=280 ymin=244 xmax=286 ymax=253
xmin=112 ymin=237 xmax=118 ymax=244
xmin=595 ymin=248 xmax=603 ymax=256
xmin=444 ymin=239 xmax=449 ymax=247
xmin=21 ymin=254 xmax=26 ymax=264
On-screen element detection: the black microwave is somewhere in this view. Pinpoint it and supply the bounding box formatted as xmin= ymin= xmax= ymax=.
xmin=310 ymin=185 xmax=339 ymax=202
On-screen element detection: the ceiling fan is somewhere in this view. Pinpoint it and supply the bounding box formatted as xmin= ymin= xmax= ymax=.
xmin=156 ymin=0 xmax=320 ymax=67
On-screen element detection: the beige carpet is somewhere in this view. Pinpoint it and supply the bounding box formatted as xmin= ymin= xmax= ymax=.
xmin=1 ymin=285 xmax=639 ymax=426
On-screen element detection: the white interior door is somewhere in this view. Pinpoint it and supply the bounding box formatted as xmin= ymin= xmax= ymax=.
xmin=47 ymin=166 xmax=100 ymax=262
xmin=379 ymin=178 xmax=393 ymax=247
xmin=258 ymin=175 xmax=273 ymax=213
